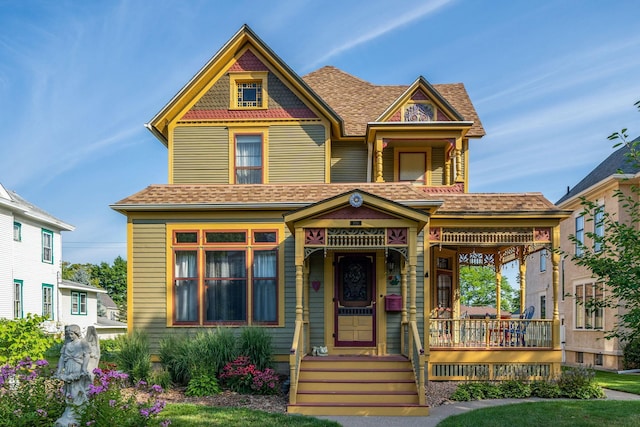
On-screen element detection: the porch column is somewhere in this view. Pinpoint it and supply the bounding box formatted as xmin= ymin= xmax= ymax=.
xmin=495 ymin=265 xmax=502 ymax=317
xmin=519 ymin=248 xmax=527 ymax=313
xmin=455 ymin=136 xmax=463 ymax=182
xmin=401 ymin=259 xmax=408 ymax=325
xmin=295 ymin=228 xmax=305 ymax=324
xmin=552 ymin=225 xmax=561 ymax=349
xmin=408 ymin=227 xmax=418 ymax=323
xmin=303 ymin=262 xmax=310 ymax=350
xmin=375 ymin=137 xmax=384 ymax=182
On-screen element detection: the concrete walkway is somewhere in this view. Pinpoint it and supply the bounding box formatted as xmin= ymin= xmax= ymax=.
xmin=318 ymin=389 xmax=640 ymax=427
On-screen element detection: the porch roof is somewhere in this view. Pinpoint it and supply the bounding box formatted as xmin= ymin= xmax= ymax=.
xmin=111 ymin=183 xmax=568 ymax=217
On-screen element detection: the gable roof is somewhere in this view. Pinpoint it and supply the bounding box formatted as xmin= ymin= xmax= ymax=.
xmin=0 ymin=183 xmax=74 ymax=231
xmin=111 ymin=184 xmax=565 ymax=217
xmin=98 ymin=292 xmax=118 ymax=309
xmin=302 ymin=66 xmax=485 ymax=137
xmin=59 ymin=280 xmax=107 ymax=294
xmin=556 ymin=138 xmax=640 ymax=205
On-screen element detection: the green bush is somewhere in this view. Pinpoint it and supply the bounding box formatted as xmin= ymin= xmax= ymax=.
xmin=530 ymin=380 xmax=562 ymax=398
xmin=149 ymin=367 xmax=172 ymax=390
xmin=97 ymin=338 xmax=120 ymax=362
xmin=0 ymin=315 xmax=57 ymax=365
xmin=238 ymin=327 xmax=274 ymax=371
xmin=623 ymin=338 xmax=640 ymax=369
xmin=115 ymin=331 xmax=151 ymax=384
xmin=186 ymin=368 xmax=222 ymax=397
xmin=450 ymin=381 xmax=502 ymax=401
xmin=558 ymin=366 xmax=605 ymax=399
xmin=499 ymin=379 xmax=531 ymax=398
xmin=450 ymin=387 xmax=472 ymax=401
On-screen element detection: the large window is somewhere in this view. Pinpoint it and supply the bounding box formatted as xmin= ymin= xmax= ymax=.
xmin=594 ymin=205 xmax=604 ymax=253
xmin=399 ymin=152 xmax=426 ymax=183
xmin=235 ymin=135 xmax=263 ymax=184
xmin=172 ymin=228 xmax=279 ymax=325
xmin=14 ymin=280 xmax=23 ymax=319
xmin=42 ymin=229 xmax=53 ymax=263
xmin=575 ymin=283 xmax=603 ymax=329
xmin=71 ymin=292 xmax=87 ymax=315
xmin=42 ymin=284 xmax=54 ymax=320
xmin=575 ymin=215 xmax=584 ymax=257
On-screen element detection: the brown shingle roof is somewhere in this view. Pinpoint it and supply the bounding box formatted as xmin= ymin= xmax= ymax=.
xmin=302 ymin=66 xmax=485 ymax=138
xmin=113 ymin=184 xmax=563 ymax=216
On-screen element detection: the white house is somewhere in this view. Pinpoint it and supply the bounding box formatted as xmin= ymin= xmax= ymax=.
xmin=0 ymin=183 xmax=74 ymax=323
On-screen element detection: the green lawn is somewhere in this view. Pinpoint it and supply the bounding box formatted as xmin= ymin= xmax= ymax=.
xmin=437 ymin=401 xmax=640 ymax=427
xmin=161 ymin=404 xmax=340 ymax=427
xmin=594 ymin=370 xmax=640 ymax=395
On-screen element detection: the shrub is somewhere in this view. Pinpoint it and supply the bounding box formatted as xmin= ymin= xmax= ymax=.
xmin=558 ymin=366 xmax=605 ymax=399
xmin=623 ymin=338 xmax=640 ymax=369
xmin=97 ymin=338 xmax=120 ymax=362
xmin=185 ymin=368 xmax=221 ymax=397
xmin=115 ymin=331 xmax=151 ymax=384
xmin=0 ymin=358 xmax=65 ymax=427
xmin=238 ymin=327 xmax=273 ymax=371
xmin=220 ymin=356 xmax=280 ymax=395
xmin=0 ymin=315 xmax=57 ymax=365
xmin=149 ymin=367 xmax=172 ymax=390
xmin=451 ymin=381 xmax=502 ymax=401
xmin=450 ymin=387 xmax=472 ymax=401
xmin=530 ymin=380 xmax=562 ymax=398
xmin=499 ymin=379 xmax=531 ymax=398
xmin=78 ymin=367 xmax=169 ymax=427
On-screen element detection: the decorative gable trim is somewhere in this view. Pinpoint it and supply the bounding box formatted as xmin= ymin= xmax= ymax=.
xmin=228 ymin=49 xmax=270 ymax=72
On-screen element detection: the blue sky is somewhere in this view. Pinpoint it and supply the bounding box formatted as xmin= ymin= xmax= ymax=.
xmin=1 ymin=0 xmax=639 ymax=265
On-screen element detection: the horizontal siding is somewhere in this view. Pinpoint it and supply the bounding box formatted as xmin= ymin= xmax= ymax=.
xmin=269 ymin=124 xmax=325 ymax=183
xmin=173 ymin=126 xmax=228 ymax=184
xmin=383 ymin=147 xmax=394 ymax=182
xmin=308 ymin=253 xmax=326 ymax=348
xmin=330 ymin=142 xmax=368 ymax=182
xmin=431 ymin=146 xmax=445 ymax=185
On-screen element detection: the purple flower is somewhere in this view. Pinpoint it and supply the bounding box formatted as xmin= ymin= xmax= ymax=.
xmin=109 ymin=399 xmax=117 ymax=407
xmin=151 ymin=384 xmax=163 ymax=394
xmin=160 ymin=419 xmax=172 ymax=427
xmin=35 ymin=359 xmax=48 ymax=367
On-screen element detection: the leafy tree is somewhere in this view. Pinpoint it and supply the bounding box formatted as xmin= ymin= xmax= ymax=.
xmin=460 ymin=265 xmax=517 ymax=312
xmin=92 ymin=256 xmax=128 ymax=319
xmin=565 ymin=101 xmax=640 ymax=343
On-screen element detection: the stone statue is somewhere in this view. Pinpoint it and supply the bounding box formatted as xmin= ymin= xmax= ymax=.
xmin=55 ymin=324 xmax=99 ymax=427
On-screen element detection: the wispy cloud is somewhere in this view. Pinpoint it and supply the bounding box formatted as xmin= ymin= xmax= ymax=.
xmin=305 ymin=0 xmax=453 ymax=69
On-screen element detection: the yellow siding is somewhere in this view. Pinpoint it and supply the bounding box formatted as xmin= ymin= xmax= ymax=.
xmin=269 ymin=124 xmax=325 ymax=183
xmin=172 ymin=126 xmax=229 ymax=183
xmin=131 ymin=222 xmax=167 ymax=354
xmin=330 ymin=142 xmax=367 ymax=182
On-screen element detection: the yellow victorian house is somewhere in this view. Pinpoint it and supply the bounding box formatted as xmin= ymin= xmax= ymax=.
xmin=112 ymin=25 xmax=570 ymax=416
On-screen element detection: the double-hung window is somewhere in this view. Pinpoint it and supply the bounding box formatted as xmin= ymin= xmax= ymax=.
xmin=13 ymin=222 xmax=21 ymax=241
xmin=42 ymin=229 xmax=53 ymax=263
xmin=71 ymin=292 xmax=87 ymax=315
xmin=14 ymin=280 xmax=23 ymax=319
xmin=575 ymin=215 xmax=584 ymax=257
xmin=235 ymin=135 xmax=263 ymax=184
xmin=42 ymin=284 xmax=54 ymax=319
xmin=172 ymin=227 xmax=279 ymax=326
xmin=594 ymin=205 xmax=604 ymax=252
xmin=575 ymin=283 xmax=603 ymax=329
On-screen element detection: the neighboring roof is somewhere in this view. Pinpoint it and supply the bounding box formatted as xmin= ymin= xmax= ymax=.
xmin=97 ymin=293 xmax=118 ymax=309
xmin=111 ymin=184 xmax=566 ymax=217
xmin=96 ymin=316 xmax=127 ymax=329
xmin=556 ymin=139 xmax=640 ymax=205
xmin=302 ymin=66 xmax=485 ymax=138
xmin=0 ymin=183 xmax=74 ymax=231
xmin=59 ymin=280 xmax=107 ymax=294
xmin=460 ymin=305 xmax=512 ymax=317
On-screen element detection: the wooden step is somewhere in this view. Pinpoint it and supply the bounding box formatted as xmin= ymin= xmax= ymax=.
xmin=288 ymin=402 xmax=429 ymax=417
xmin=297 ymin=379 xmax=417 ymax=392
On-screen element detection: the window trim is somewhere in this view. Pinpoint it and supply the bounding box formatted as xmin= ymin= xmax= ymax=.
xmin=42 ymin=228 xmax=54 ymax=263
xmin=232 ymin=132 xmax=265 ymax=184
xmin=229 ymin=72 xmax=268 ymax=110
xmin=594 ymin=204 xmax=605 ymax=253
xmin=575 ymin=215 xmax=584 ymax=257
xmin=71 ymin=291 xmax=88 ymax=315
xmin=42 ymin=284 xmax=54 ymax=320
xmin=574 ymin=281 xmax=604 ymax=330
xmin=14 ymin=280 xmax=23 ymax=319
xmin=167 ymin=223 xmax=284 ymax=327
xmin=393 ymin=146 xmax=432 ymax=185
xmin=13 ymin=221 xmax=21 ymax=241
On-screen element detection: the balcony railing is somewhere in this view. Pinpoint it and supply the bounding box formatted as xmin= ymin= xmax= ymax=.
xmin=429 ymin=318 xmax=552 ymax=349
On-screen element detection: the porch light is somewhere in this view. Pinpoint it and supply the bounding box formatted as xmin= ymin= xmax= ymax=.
xmin=387 ymin=254 xmax=395 ymax=272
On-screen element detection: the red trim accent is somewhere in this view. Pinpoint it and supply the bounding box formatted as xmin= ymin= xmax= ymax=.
xmin=228 ymin=49 xmax=269 ymax=72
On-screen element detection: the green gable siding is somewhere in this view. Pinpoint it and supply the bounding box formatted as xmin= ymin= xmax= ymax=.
xmin=269 ymin=125 xmax=325 ymax=183
xmin=383 ymin=147 xmax=394 ymax=183
xmin=173 ymin=127 xmax=229 ymax=184
xmin=331 ymin=142 xmax=368 ymax=183
xmin=308 ymin=253 xmax=326 ymax=348
xmin=431 ymin=146 xmax=445 ymax=186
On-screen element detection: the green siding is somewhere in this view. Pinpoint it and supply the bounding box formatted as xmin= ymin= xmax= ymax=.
xmin=269 ymin=125 xmax=326 ymax=183
xmin=331 ymin=142 xmax=368 ymax=182
xmin=431 ymin=147 xmax=445 ymax=185
xmin=172 ymin=127 xmax=229 ymax=184
xmin=383 ymin=147 xmax=394 ymax=182
xmin=308 ymin=253 xmax=326 ymax=348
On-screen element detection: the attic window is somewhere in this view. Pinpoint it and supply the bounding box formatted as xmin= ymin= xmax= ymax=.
xmin=404 ymin=103 xmax=434 ymax=122
xmin=229 ymin=72 xmax=268 ymax=109
xmin=237 ymin=81 xmax=262 ymax=107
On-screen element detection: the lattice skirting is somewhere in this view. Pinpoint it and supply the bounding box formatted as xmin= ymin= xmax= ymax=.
xmin=428 ymin=362 xmax=556 ymax=381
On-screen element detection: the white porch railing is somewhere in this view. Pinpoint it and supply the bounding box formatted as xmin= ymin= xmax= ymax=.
xmin=429 ymin=318 xmax=553 ymax=348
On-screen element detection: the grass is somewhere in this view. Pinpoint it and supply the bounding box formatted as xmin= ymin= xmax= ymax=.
xmin=594 ymin=370 xmax=640 ymax=395
xmin=161 ymin=404 xmax=340 ymax=427
xmin=437 ymin=401 xmax=640 ymax=427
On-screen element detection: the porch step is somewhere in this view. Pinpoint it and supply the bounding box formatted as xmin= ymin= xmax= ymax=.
xmin=288 ymin=355 xmax=428 ymax=417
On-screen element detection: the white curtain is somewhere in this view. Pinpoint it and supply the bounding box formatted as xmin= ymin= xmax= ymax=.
xmin=236 ymin=135 xmax=262 ymax=184
xmin=253 ymin=250 xmax=277 ymax=322
xmin=175 ymin=251 xmax=198 ymax=322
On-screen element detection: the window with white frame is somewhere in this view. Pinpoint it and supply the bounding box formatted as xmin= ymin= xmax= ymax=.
xmin=235 ymin=134 xmax=263 ymax=184
xmin=42 ymin=284 xmax=54 ymax=320
xmin=13 ymin=222 xmax=21 ymax=241
xmin=575 ymin=215 xmax=584 ymax=257
xmin=14 ymin=280 xmax=23 ymax=319
xmin=71 ymin=292 xmax=87 ymax=315
xmin=172 ymin=228 xmax=279 ymax=325
xmin=42 ymin=229 xmax=53 ymax=263
xmin=540 ymin=249 xmax=547 ymax=272
xmin=594 ymin=205 xmax=604 ymax=252
xmin=575 ymin=282 xmax=603 ymax=329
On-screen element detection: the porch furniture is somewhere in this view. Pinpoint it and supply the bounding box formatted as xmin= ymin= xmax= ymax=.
xmin=513 ymin=305 xmax=535 ymax=346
